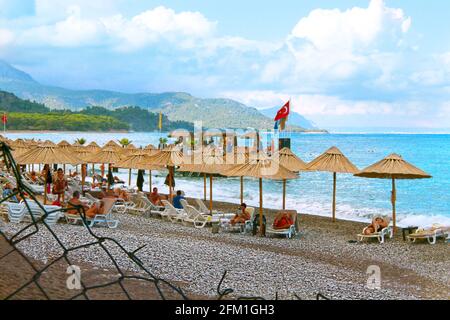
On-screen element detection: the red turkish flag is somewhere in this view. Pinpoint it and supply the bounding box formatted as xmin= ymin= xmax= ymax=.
xmin=1 ymin=113 xmax=7 ymax=124
xmin=274 ymin=101 xmax=290 ymax=121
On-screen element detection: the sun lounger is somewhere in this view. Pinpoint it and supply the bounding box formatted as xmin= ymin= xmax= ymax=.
xmin=160 ymin=200 xmax=185 ymax=222
xmin=194 ymin=198 xmax=219 ymax=215
xmin=407 ymin=224 xmax=449 ymax=245
xmin=357 ymin=216 xmax=393 ymax=244
xmin=182 ymin=204 xmax=212 ymax=228
xmin=5 ymin=202 xmax=27 ymax=223
xmin=220 ymin=207 xmax=255 ymax=233
xmin=88 ymin=198 xmax=120 ymax=229
xmin=266 ymin=210 xmax=299 ymax=239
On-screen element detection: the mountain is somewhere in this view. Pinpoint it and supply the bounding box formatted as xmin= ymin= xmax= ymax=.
xmin=0 ymin=60 xmax=324 ymax=131
xmin=259 ymin=106 xmax=317 ymax=129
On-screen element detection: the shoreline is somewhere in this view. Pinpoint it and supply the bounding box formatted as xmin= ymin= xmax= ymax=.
xmin=1 ymin=197 xmax=448 ymax=300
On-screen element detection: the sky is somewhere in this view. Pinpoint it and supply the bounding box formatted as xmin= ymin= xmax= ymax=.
xmin=0 ymin=0 xmax=450 ymax=129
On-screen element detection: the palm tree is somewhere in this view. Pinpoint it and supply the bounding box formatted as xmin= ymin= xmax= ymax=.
xmin=118 ymin=138 xmax=132 ymax=148
xmin=158 ymin=137 xmax=168 ymax=149
xmin=75 ymin=138 xmax=86 ymax=145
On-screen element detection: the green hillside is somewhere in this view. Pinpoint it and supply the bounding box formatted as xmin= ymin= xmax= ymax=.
xmin=0 ymin=90 xmax=193 ymax=132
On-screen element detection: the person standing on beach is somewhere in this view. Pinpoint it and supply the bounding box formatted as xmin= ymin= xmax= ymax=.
xmin=52 ymin=168 xmax=67 ymax=203
xmin=172 ymin=190 xmax=185 ymax=209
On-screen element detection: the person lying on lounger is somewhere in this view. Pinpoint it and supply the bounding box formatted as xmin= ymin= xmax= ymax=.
xmin=230 ymin=203 xmax=251 ymax=226
xmin=85 ymin=200 xmax=105 ymax=219
xmin=363 ymin=217 xmax=389 ymax=235
xmin=273 ymin=211 xmax=294 ymax=230
xmin=113 ymin=187 xmax=129 ymax=201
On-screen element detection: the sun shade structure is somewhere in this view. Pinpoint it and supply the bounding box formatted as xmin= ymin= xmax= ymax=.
xmin=354 ymin=153 xmax=432 ymax=232
xmin=10 ymin=139 xmax=31 ymax=157
xmin=306 ymin=146 xmax=359 ymax=222
xmin=178 ymin=149 xmax=226 ymax=213
xmin=223 ymin=156 xmax=297 ymax=235
xmin=86 ymin=141 xmax=101 ymax=152
xmin=103 ymin=140 xmax=122 ymax=152
xmin=270 ymin=147 xmax=307 ymax=209
xmin=137 ymin=147 xmax=188 ymax=201
xmin=86 ymin=146 xmax=123 ymax=189
xmin=16 ymin=142 xmax=82 ymax=165
xmin=15 ymin=142 xmax=83 ymax=204
xmin=114 ymin=149 xmax=153 ymax=186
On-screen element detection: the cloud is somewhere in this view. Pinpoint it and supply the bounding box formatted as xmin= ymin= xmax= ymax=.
xmin=0 ymin=28 xmax=14 ymax=50
xmin=261 ymin=0 xmax=412 ymax=90
xmin=11 ymin=5 xmax=216 ymax=49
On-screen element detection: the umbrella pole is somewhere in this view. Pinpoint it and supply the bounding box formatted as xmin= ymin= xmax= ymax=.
xmin=149 ymin=170 xmax=152 ymax=191
xmin=332 ymin=172 xmax=337 ymax=223
xmin=240 ymin=176 xmax=244 ymax=204
xmin=81 ymin=164 xmax=86 ymax=195
xmin=107 ymin=164 xmax=111 ymax=190
xmin=209 ymin=175 xmax=213 ymax=214
xmin=63 ymin=164 xmax=66 ymax=175
xmin=259 ymin=178 xmax=263 ymax=236
xmin=282 ymin=179 xmax=286 ymax=210
xmin=92 ymin=164 xmax=95 ymax=176
xmin=204 ymin=173 xmax=207 ymax=201
xmin=128 ymin=168 xmax=132 ymax=186
xmin=392 ymin=177 xmax=396 ymax=234
xmin=169 ymin=166 xmax=173 ymax=203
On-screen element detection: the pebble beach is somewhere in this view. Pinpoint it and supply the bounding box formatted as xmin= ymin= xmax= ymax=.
xmin=1 ymin=199 xmax=449 ymax=300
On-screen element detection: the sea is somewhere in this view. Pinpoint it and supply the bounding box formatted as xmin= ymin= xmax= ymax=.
xmin=4 ymin=131 xmax=450 ymax=227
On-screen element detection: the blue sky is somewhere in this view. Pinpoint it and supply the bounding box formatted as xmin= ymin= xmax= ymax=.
xmin=1 ymin=0 xmax=450 ymax=129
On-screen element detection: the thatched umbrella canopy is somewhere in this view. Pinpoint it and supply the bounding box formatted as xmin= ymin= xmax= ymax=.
xmin=272 ymin=147 xmax=307 ymax=172
xmin=15 ymin=142 xmax=83 ymax=203
xmin=103 ymin=140 xmax=122 ymax=152
xmin=138 ymin=147 xmax=188 ymax=201
xmin=223 ymin=156 xmax=297 ymax=235
xmin=86 ymin=146 xmax=122 ymax=189
xmin=57 ymin=140 xmax=72 ymax=148
xmin=10 ymin=139 xmax=31 ymax=158
xmin=85 ymin=141 xmax=100 ymax=152
xmin=145 ymin=144 xmax=156 ymax=151
xmin=16 ymin=142 xmax=82 ymax=165
xmin=178 ymin=149 xmax=226 ymax=213
xmin=306 ymin=147 xmax=358 ymax=222
xmin=355 ymin=153 xmax=431 ymax=231
xmin=114 ymin=149 xmax=152 ymax=186
xmin=272 ymin=147 xmax=307 ymax=209
xmin=86 ymin=146 xmax=122 ymax=165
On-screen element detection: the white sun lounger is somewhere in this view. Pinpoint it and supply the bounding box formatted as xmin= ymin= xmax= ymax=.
xmin=407 ymin=225 xmax=450 ymax=245
xmin=160 ymin=200 xmax=185 ymax=222
xmin=266 ymin=210 xmax=300 ymax=239
xmin=182 ymin=204 xmax=212 ymax=229
xmin=220 ymin=207 xmax=255 ymax=233
xmin=357 ymin=216 xmax=393 ymax=244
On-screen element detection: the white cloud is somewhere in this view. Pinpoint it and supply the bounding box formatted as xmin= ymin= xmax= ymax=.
xmin=221 ymin=90 xmax=450 ymax=128
xmin=262 ymin=0 xmax=412 ymax=88
xmin=0 ymin=28 xmax=14 ymax=49
xmin=14 ymin=5 xmax=216 ymax=49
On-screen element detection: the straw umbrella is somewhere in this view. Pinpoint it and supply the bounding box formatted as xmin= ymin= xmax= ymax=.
xmin=354 ymin=154 xmax=431 ymax=232
xmin=85 ymin=142 xmax=101 ymax=175
xmin=57 ymin=140 xmax=72 ymax=173
xmin=10 ymin=139 xmax=31 ymax=159
xmin=15 ymin=142 xmax=83 ymax=204
xmin=138 ymin=147 xmax=187 ymax=202
xmin=114 ymin=149 xmax=151 ymax=187
xmin=103 ymin=140 xmax=122 ymax=152
xmin=178 ymin=148 xmax=225 ymax=214
xmin=86 ymin=146 xmax=122 ymax=190
xmin=223 ymin=155 xmax=297 ymax=235
xmin=306 ymin=147 xmax=359 ymax=222
xmin=272 ymin=147 xmax=307 ymax=210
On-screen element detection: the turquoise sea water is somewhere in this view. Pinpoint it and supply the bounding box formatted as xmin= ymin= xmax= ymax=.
xmin=4 ymin=132 xmax=450 ymax=227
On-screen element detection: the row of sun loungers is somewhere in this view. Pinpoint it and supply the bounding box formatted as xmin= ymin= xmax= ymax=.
xmin=1 ymin=172 xmax=448 ymax=243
